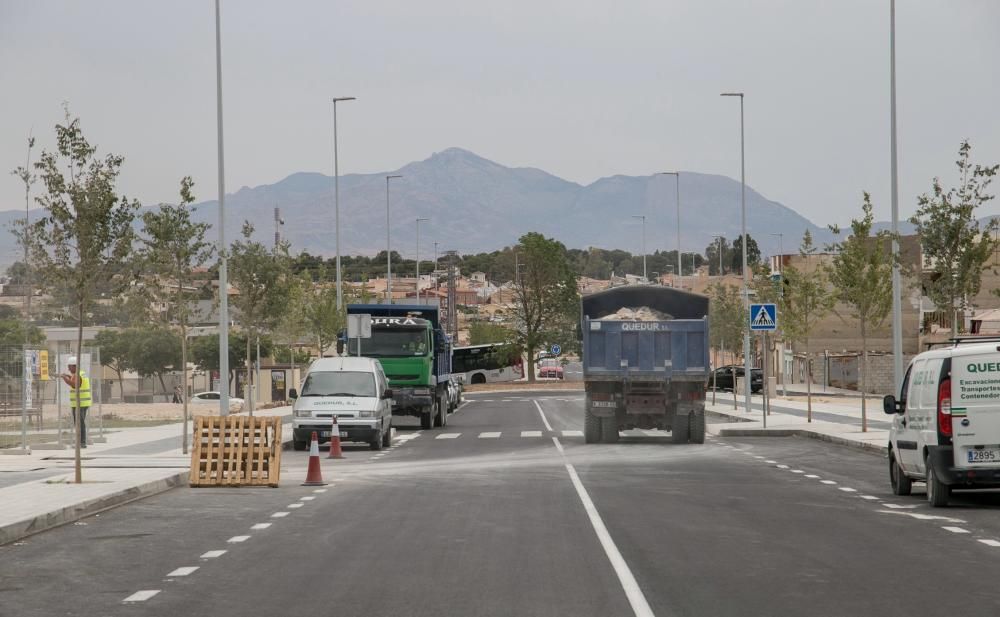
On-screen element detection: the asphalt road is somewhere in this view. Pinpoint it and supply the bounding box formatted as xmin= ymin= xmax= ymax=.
xmin=5 ymin=391 xmax=1000 ymax=616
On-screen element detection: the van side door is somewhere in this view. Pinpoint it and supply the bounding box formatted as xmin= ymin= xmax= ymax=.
xmin=896 ymin=360 xmax=923 ymax=473
xmin=913 ymin=358 xmax=945 ymax=475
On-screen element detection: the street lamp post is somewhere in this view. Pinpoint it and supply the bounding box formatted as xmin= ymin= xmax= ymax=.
xmin=711 ymin=234 xmax=724 ymax=276
xmin=889 ymin=0 xmax=903 ymax=392
xmin=659 ymin=172 xmax=681 ymax=288
xmin=721 ymin=91 xmax=751 ymax=415
xmin=416 ymin=217 xmax=429 ymax=301
xmin=331 ymin=96 xmax=356 ymax=311
xmin=214 ymin=0 xmax=230 ymax=415
xmin=631 ymin=215 xmax=647 ymax=280
xmin=385 ymin=175 xmax=403 ymax=303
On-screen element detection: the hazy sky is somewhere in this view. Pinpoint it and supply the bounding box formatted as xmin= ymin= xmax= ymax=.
xmin=2 ymin=0 xmax=998 ymax=230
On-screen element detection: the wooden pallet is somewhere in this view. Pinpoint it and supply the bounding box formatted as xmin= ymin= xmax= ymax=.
xmin=189 ymin=415 xmax=283 ymax=487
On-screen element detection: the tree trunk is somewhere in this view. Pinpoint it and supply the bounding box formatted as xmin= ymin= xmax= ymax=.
xmin=805 ymin=337 xmax=812 ymax=423
xmin=181 ymin=322 xmax=189 ymax=454
xmin=860 ymin=323 xmax=868 ymax=433
xmin=526 ymin=345 xmax=536 ymax=383
xmin=74 ymin=303 xmax=84 ymax=484
xmin=157 ymin=372 xmax=168 ymax=395
xmin=246 ymin=334 xmax=253 ymax=416
xmin=115 ymin=368 xmax=124 ymax=401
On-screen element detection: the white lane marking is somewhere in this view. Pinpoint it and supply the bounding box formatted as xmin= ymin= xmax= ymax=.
xmin=564 ymin=463 xmax=654 ymax=617
xmin=942 ymin=526 xmax=970 ymax=534
xmin=287 ymin=503 xmax=304 ymax=509
xmin=436 ymin=433 xmax=461 ymax=439
xmin=978 ymin=539 xmax=1000 ymax=547
xmin=821 ymin=480 xmax=837 ymax=485
xmin=838 ymin=487 xmax=858 ymax=493
xmin=200 ymin=550 xmax=226 ymax=559
xmin=250 ymin=523 xmax=271 ymax=530
xmin=123 ymin=590 xmax=160 ymax=603
xmin=227 ymin=535 xmax=250 ymax=543
xmin=167 ymin=566 xmax=199 ymax=577
xmin=876 ymin=510 xmax=967 ymax=523
xmin=300 ymin=496 xmax=316 ymax=501
xmin=860 ymin=495 xmax=881 ymax=500
xmin=479 ymin=399 xmax=494 ymax=402
xmin=776 ymin=464 xmax=790 ymax=469
xmin=753 ymin=455 xmax=765 ymax=459
xmin=313 ymin=488 xmax=328 ymax=493
xmin=562 ymin=430 xmax=584 ymax=437
xmin=271 ymin=512 xmax=290 ymax=518
xmin=479 ymin=432 xmax=502 ymax=439
xmin=805 ymin=474 xmax=820 ymax=479
xmin=521 ymin=431 xmax=543 ymax=437
xmin=881 ymin=503 xmax=918 ymax=509
xmin=765 ymin=460 xmax=778 ymax=464
xmin=534 ymin=400 xmax=554 ymax=431
xmin=791 ymin=470 xmax=805 ymax=474
xmin=552 ymin=437 xmax=565 ymax=454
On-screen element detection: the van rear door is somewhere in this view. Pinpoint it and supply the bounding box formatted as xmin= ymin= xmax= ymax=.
xmin=951 ymin=353 xmax=1000 ymax=468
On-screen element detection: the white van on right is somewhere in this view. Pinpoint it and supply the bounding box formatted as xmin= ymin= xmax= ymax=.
xmin=885 ymin=340 xmax=1000 ymax=506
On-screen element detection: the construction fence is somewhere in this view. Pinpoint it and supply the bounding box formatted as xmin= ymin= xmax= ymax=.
xmin=0 ymin=346 xmax=105 ymax=452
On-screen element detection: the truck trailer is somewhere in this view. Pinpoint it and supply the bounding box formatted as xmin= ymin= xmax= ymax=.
xmin=580 ymin=285 xmax=710 ymax=444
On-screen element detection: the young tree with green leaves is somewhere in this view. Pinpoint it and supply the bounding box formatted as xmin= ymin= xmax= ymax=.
xmin=910 ymin=141 xmax=998 ymax=336
xmin=139 ymin=177 xmax=214 ymax=452
xmin=828 ymin=193 xmax=895 ymax=432
xmin=93 ymin=329 xmax=130 ymax=400
xmin=228 ymin=222 xmax=292 ymax=413
xmin=507 ymin=232 xmax=579 ymax=382
xmin=20 ymin=110 xmax=139 ymax=483
xmin=469 ymin=321 xmax=516 ymax=345
xmin=778 ymin=230 xmax=836 ymax=421
xmin=708 ymin=281 xmax=744 ymax=407
xmin=128 ymin=328 xmax=182 ymax=393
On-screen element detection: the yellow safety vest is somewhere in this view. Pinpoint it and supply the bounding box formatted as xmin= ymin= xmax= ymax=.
xmin=69 ymin=370 xmax=92 ymax=408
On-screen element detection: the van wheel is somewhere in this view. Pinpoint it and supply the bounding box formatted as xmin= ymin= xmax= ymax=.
xmin=601 ymin=416 xmax=619 ymax=444
xmin=421 ymin=407 xmax=434 ymax=430
xmin=293 ymin=440 xmax=307 ymax=451
xmin=672 ymin=412 xmax=690 ymax=444
xmin=369 ymin=431 xmax=383 ymax=451
xmin=689 ymin=412 xmax=706 ymax=444
xmin=584 ymin=404 xmax=601 ymax=444
xmin=926 ymin=460 xmax=951 ymax=507
xmin=889 ymin=452 xmax=912 ymax=496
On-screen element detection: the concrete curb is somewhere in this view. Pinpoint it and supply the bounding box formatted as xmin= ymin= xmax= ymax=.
xmin=707 ymin=408 xmax=888 ymax=456
xmin=0 ymin=471 xmax=188 ymax=546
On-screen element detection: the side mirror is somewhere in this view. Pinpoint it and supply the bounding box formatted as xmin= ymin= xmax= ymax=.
xmin=882 ymin=394 xmax=898 ymax=415
xmin=289 ymin=388 xmax=298 ymax=400
xmin=383 ymin=389 xmax=394 ymax=400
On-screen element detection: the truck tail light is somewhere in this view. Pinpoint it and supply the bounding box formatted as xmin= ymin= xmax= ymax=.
xmin=937 ymin=378 xmax=952 ymax=437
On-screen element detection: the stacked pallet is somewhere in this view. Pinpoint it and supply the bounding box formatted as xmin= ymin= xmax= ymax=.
xmin=189 ymin=415 xmax=282 ymax=487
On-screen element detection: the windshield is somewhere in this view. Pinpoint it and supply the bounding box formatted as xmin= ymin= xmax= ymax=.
xmin=300 ymin=371 xmax=376 ymax=397
xmin=359 ymin=328 xmax=429 ymax=357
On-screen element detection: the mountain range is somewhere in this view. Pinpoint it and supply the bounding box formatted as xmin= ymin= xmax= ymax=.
xmin=2 ymin=147 xmax=886 ymax=266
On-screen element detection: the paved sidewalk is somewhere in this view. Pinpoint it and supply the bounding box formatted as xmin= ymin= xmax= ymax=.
xmin=706 ymin=393 xmax=891 ymax=456
xmin=0 ymin=406 xmax=292 ymax=546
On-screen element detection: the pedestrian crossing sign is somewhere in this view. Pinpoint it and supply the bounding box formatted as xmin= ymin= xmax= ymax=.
xmin=749 ymin=303 xmax=777 ymax=331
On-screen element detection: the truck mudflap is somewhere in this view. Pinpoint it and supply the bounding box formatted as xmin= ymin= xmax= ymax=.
xmin=928 ymin=445 xmax=1000 ymax=486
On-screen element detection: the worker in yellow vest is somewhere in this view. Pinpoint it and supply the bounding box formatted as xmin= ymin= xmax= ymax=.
xmin=60 ymin=356 xmax=91 ymax=448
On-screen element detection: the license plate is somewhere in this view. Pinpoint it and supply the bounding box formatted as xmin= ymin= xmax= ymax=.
xmin=967 ymin=448 xmax=1000 ymax=463
xmin=591 ymin=401 xmax=617 ymax=408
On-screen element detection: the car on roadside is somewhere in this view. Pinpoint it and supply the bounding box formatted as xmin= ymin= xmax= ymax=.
xmin=537 ymin=358 xmax=564 ymax=379
xmin=190 ymin=391 xmax=245 ymax=412
xmin=446 ymin=378 xmax=463 ymax=413
xmin=706 ymin=366 xmax=763 ymax=393
xmin=884 ymin=339 xmax=1000 ymax=507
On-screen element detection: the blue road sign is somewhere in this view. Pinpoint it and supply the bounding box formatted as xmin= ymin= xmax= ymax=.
xmin=749 ymin=303 xmax=777 ymax=331
xmin=550 ymin=344 xmax=562 ymax=356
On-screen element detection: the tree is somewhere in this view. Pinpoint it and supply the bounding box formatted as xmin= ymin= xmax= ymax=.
xmin=298 ymin=270 xmax=344 ymax=357
xmin=705 ymin=238 xmax=731 ymax=275
xmin=190 ymin=333 xmax=274 ymax=397
xmin=0 ymin=320 xmax=45 ymax=347
xmin=138 ymin=177 xmax=213 ymax=451
xmin=506 ymin=233 xmax=579 ymax=382
xmin=228 ymin=222 xmax=293 ymax=413
xmin=730 ymin=234 xmax=761 ymax=275
xmin=20 ymin=109 xmax=139 ymax=483
xmin=911 ymin=141 xmax=998 ymax=336
xmin=828 ymin=193 xmax=895 ymax=432
xmin=708 ymin=282 xmax=744 ymax=406
xmin=93 ymin=329 xmax=130 ymax=400
xmin=128 ymin=328 xmax=182 ymax=393
xmin=469 ymin=321 xmax=516 ymax=345
xmin=11 ymin=134 xmax=36 ymax=318
xmin=778 ymin=230 xmax=836 ymax=421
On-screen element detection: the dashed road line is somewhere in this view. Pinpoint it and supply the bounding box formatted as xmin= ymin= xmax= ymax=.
xmin=942 ymin=526 xmax=970 ymax=534
xmin=765 ymin=460 xmax=777 ymax=464
xmin=300 ymin=496 xmax=315 ymax=501
xmin=287 ymin=503 xmax=304 ymax=509
xmin=271 ymin=512 xmax=290 ymax=518
xmin=200 ymin=550 xmax=226 ymax=559
xmin=436 ymin=433 xmax=461 ymax=440
xmin=776 ymin=464 xmax=789 ymax=469
xmin=313 ymin=488 xmax=327 ymax=493
xmin=479 ymin=432 xmax=502 ymax=439
xmin=860 ymin=495 xmax=880 ymax=501
xmin=838 ymin=487 xmax=857 ymax=493
xmin=978 ymin=539 xmax=1000 ymax=547
xmin=521 ymin=430 xmax=543 ymax=437
xmin=166 ymin=567 xmax=199 ymax=577
xmin=123 ymin=590 xmax=160 ymax=603
xmin=821 ymin=480 xmax=837 ymax=485
xmin=791 ymin=470 xmax=805 ymax=474
xmin=250 ymin=523 xmax=271 ymax=530
xmin=805 ymin=474 xmax=820 ymax=479
xmin=227 ymin=535 xmax=250 ymax=543
xmin=562 ymin=430 xmax=583 ymax=437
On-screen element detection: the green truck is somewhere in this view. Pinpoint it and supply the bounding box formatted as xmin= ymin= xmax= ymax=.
xmin=346 ymin=304 xmax=452 ymax=430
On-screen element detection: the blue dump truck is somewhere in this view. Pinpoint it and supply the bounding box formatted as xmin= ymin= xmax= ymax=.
xmin=346 ymin=303 xmax=452 ymax=430
xmin=581 ymin=285 xmax=710 ymax=444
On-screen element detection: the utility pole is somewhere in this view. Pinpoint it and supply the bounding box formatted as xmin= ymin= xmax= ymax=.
xmin=416 ymin=217 xmax=429 ymax=301
xmin=631 ymin=215 xmax=647 ymax=280
xmin=331 ymin=96 xmax=355 ymax=310
xmin=274 ymin=207 xmax=284 ymax=247
xmin=215 ymin=0 xmax=230 ymax=415
xmin=385 ymin=175 xmax=403 ymax=303
xmin=889 ymin=0 xmax=904 ymax=393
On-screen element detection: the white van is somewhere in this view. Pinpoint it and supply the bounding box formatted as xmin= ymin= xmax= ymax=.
xmin=290 ymin=357 xmax=393 ymax=452
xmin=884 ymin=340 xmax=1000 ymax=506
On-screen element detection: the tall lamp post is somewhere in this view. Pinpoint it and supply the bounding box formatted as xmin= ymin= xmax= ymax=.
xmin=721 ymin=91 xmax=751 ymax=414
xmin=331 ymin=96 xmax=356 ymax=311
xmin=889 ymin=0 xmax=903 ymax=392
xmin=658 ymin=172 xmax=681 ymax=288
xmin=214 ymin=0 xmax=230 ymax=415
xmin=416 ymin=217 xmax=429 ymax=301
xmin=711 ymin=234 xmax=724 ymax=276
xmin=385 ymin=175 xmax=403 ymax=303
xmin=631 ymin=215 xmax=647 ymax=280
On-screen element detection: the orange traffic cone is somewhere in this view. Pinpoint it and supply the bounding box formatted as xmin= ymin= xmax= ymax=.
xmin=301 ymin=431 xmax=326 ymax=486
xmin=327 ymin=416 xmax=344 ymax=459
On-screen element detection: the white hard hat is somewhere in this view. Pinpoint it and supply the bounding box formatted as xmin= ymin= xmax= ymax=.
xmin=67 ymin=356 xmax=77 ymax=365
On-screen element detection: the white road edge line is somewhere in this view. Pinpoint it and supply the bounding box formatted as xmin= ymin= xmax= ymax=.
xmin=167 ymin=566 xmax=199 ymax=577
xmin=564 ymin=463 xmax=654 ymax=617
xmin=534 ymin=400 xmax=554 ymax=431
xmin=123 ymin=590 xmax=160 ymax=603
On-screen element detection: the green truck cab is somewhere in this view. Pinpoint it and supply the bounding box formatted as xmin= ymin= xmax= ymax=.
xmin=346 ymin=304 xmax=452 ymax=430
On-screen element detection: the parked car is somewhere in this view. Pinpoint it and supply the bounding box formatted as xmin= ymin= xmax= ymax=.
xmin=707 ymin=366 xmax=763 ymax=393
xmin=537 ymin=358 xmax=564 ymax=379
xmin=884 ymin=339 xmax=1000 ymax=507
xmin=190 ymin=391 xmax=245 ymax=412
